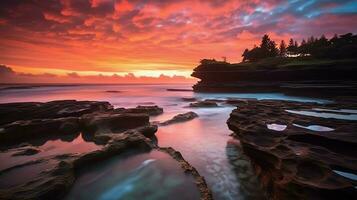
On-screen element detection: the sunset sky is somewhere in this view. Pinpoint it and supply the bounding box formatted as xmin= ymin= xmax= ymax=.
xmin=1 ymin=0 xmax=357 ymax=83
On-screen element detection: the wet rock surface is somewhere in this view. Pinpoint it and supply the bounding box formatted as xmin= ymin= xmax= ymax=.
xmin=0 ymin=100 xmax=113 ymax=126
xmin=81 ymin=112 xmax=150 ymax=134
xmin=189 ymin=100 xmax=219 ymax=108
xmin=227 ymin=100 xmax=357 ymax=199
xmin=159 ymin=112 xmax=199 ymax=126
xmin=105 ymin=90 xmax=121 ymax=93
xmin=181 ymin=97 xmax=198 ymax=102
xmin=0 ymin=100 xmax=209 ymax=200
xmin=122 ymin=105 xmax=164 ymax=116
xmin=167 ymin=88 xmax=193 ymax=92
xmin=0 ymin=117 xmax=80 ymax=146
xmin=11 ymin=147 xmax=40 ymax=156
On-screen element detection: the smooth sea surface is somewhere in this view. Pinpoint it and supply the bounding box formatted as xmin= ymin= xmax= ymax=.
xmin=0 ymin=84 xmax=328 ymax=200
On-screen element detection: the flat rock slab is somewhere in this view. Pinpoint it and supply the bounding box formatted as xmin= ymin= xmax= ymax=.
xmin=227 ymin=99 xmax=357 ymax=199
xmin=122 ymin=105 xmax=164 ymax=116
xmin=189 ymin=100 xmax=219 ymax=108
xmin=0 ymin=100 xmax=113 ymax=125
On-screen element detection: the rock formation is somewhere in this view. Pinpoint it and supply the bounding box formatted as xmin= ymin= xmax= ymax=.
xmin=122 ymin=105 xmax=164 ymax=116
xmin=181 ymin=97 xmax=197 ymax=102
xmin=159 ymin=112 xmax=198 ymax=126
xmin=191 ymin=60 xmax=357 ymax=96
xmin=189 ymin=100 xmax=219 ymax=107
xmin=0 ymin=100 xmax=113 ymax=125
xmin=227 ymin=100 xmax=357 ymax=199
xmin=0 ymin=100 xmax=210 ymax=200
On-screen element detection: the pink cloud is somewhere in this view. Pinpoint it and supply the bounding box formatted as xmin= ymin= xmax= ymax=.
xmin=0 ymin=0 xmax=356 ymax=81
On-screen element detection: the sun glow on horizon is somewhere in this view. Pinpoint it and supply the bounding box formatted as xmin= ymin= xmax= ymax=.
xmin=10 ymin=64 xmax=193 ymax=78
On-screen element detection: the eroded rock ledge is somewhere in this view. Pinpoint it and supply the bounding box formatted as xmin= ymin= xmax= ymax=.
xmin=0 ymin=100 xmax=210 ymax=200
xmin=159 ymin=147 xmax=213 ymax=200
xmin=227 ymin=100 xmax=357 ymax=199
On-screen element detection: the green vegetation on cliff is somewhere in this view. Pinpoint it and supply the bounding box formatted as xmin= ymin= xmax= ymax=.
xmin=198 ymin=32 xmax=357 ymax=71
xmin=242 ymin=33 xmax=357 ymax=62
xmin=196 ymin=57 xmax=357 ymax=72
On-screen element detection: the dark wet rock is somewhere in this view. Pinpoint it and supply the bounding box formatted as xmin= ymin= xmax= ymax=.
xmin=0 ymin=100 xmax=161 ymax=145
xmin=105 ymin=90 xmax=121 ymax=93
xmin=189 ymin=100 xmax=219 ymax=107
xmin=73 ymin=133 xmax=153 ymax=169
xmin=203 ymin=99 xmax=225 ymax=103
xmin=181 ymin=97 xmax=197 ymax=102
xmin=0 ymin=100 xmax=113 ymax=125
xmin=12 ymin=147 xmax=40 ymax=156
xmin=137 ymin=102 xmax=156 ymax=105
xmin=227 ymin=100 xmax=357 ymax=199
xmin=0 ymin=117 xmax=80 ymax=145
xmin=124 ymin=105 xmax=164 ymax=116
xmin=167 ymin=88 xmax=193 ymax=92
xmin=90 ymin=134 xmax=111 ymax=145
xmin=159 ymin=112 xmax=198 ymax=126
xmin=135 ymin=125 xmax=158 ymax=138
xmin=159 ymin=147 xmax=213 ymax=200
xmin=113 ymin=107 xmax=126 ymax=113
xmin=120 ymin=124 xmax=158 ymax=138
xmin=81 ymin=112 xmax=150 ymax=134
xmin=225 ymin=98 xmax=257 ymax=105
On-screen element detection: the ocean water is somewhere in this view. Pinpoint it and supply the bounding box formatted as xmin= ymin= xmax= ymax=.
xmin=65 ymin=150 xmax=201 ymax=200
xmin=0 ymin=84 xmax=328 ymax=200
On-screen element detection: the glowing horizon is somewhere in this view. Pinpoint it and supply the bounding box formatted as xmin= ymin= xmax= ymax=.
xmin=1 ymin=0 xmax=357 ymax=83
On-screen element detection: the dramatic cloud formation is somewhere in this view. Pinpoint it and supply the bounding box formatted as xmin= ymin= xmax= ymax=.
xmin=0 ymin=0 xmax=356 ymax=82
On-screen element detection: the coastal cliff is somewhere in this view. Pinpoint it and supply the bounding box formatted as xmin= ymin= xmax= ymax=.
xmin=191 ymin=58 xmax=357 ymax=95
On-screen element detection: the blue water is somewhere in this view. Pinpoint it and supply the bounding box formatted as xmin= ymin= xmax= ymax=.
xmin=65 ymin=150 xmax=200 ymax=200
xmin=292 ymin=124 xmax=335 ymax=132
xmin=286 ymin=110 xmax=357 ymax=121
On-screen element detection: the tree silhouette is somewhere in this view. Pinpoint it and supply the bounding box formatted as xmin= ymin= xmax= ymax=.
xmin=241 ymin=33 xmax=357 ymax=62
xmin=242 ymin=35 xmax=278 ymax=61
xmin=279 ymin=40 xmax=287 ymax=57
xmin=299 ymin=39 xmax=308 ymax=56
xmin=242 ymin=49 xmax=249 ymax=62
xmin=287 ymin=38 xmax=298 ymax=55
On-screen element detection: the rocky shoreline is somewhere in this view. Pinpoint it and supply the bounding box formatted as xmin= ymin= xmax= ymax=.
xmin=2 ymin=97 xmax=357 ymax=199
xmin=0 ymin=100 xmax=212 ymax=200
xmin=227 ymin=99 xmax=357 ymax=199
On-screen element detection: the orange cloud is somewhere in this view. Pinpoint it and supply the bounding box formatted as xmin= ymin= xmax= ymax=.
xmin=0 ymin=0 xmax=356 ymax=83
